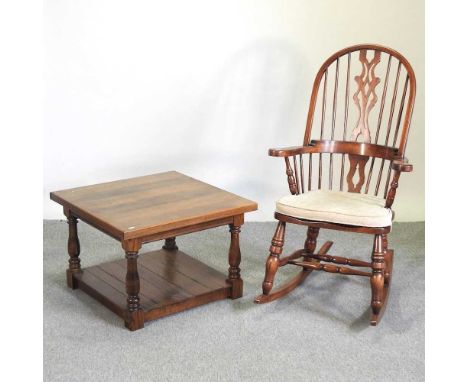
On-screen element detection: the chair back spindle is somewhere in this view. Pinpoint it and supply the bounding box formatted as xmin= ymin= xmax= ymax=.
xmin=284 ymin=45 xmax=415 ymax=200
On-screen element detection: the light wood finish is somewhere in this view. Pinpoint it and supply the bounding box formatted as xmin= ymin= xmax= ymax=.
xmin=256 ymin=45 xmax=416 ymax=325
xmin=51 ymin=171 xmax=257 ymax=331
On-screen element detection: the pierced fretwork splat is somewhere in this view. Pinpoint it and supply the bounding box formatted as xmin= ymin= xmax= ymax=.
xmin=346 ymin=50 xmax=381 ymax=193
xmin=347 ymin=154 xmax=369 ymax=193
xmin=351 ymin=50 xmax=381 ymax=143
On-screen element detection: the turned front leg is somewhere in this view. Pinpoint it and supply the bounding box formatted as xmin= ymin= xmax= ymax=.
xmin=382 ymin=234 xmax=391 ymax=286
xmin=162 ymin=237 xmax=178 ymax=251
xmin=65 ymin=210 xmax=81 ymax=289
xmin=371 ymin=234 xmax=385 ymax=318
xmin=261 ymin=221 xmax=286 ymax=296
xmin=228 ymin=221 xmax=243 ymax=299
xmin=304 ymin=227 xmax=320 ymax=260
xmin=123 ymin=239 xmax=144 ymax=331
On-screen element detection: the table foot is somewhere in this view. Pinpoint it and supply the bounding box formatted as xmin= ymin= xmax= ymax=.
xmin=66 ymin=269 xmax=81 ymax=290
xmin=228 ymin=278 xmax=243 ymax=299
xmin=162 ymin=237 xmax=178 ymax=251
xmin=124 ymin=310 xmax=145 ymax=331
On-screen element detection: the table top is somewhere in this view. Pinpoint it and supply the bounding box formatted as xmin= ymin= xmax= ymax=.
xmin=50 ymin=171 xmax=257 ymax=241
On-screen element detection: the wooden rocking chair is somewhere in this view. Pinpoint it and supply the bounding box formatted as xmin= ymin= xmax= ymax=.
xmin=254 ymin=44 xmax=416 ymax=325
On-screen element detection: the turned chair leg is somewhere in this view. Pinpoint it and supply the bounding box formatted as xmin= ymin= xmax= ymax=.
xmin=304 ymin=227 xmax=320 ymax=259
xmin=261 ymin=221 xmax=286 ymax=296
xmin=255 ymin=222 xmax=321 ymax=304
xmin=382 ymin=234 xmax=392 ymax=286
xmin=123 ymin=240 xmax=144 ymax=331
xmin=228 ymin=223 xmax=243 ymax=299
xmin=370 ymin=234 xmax=386 ymax=325
xmin=65 ymin=212 xmax=81 ymax=289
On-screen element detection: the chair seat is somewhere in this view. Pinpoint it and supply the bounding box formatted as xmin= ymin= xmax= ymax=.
xmin=276 ymin=190 xmax=392 ymax=227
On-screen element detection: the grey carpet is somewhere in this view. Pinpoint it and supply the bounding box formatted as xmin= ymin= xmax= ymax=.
xmin=44 ymin=220 xmax=424 ymax=382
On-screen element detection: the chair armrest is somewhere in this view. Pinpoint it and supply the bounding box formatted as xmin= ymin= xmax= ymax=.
xmin=268 ymin=146 xmax=316 ymax=157
xmin=385 ymin=158 xmax=413 ymax=209
xmin=269 ymin=140 xmax=400 ymax=159
xmin=391 ymin=158 xmax=413 ymax=172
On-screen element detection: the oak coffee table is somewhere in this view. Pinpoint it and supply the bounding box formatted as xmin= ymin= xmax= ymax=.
xmin=50 ymin=171 xmax=257 ymax=331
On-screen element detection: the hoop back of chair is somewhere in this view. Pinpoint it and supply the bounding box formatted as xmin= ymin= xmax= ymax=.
xmin=300 ymin=44 xmax=416 ymax=197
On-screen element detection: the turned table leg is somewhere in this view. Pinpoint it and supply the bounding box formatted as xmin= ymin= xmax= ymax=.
xmin=65 ymin=210 xmax=81 ymax=289
xmin=162 ymin=237 xmax=178 ymax=251
xmin=228 ymin=216 xmax=244 ymax=299
xmin=123 ymin=239 xmax=144 ymax=331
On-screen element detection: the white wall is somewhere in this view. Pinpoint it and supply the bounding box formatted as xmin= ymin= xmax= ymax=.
xmin=44 ymin=0 xmax=424 ymax=221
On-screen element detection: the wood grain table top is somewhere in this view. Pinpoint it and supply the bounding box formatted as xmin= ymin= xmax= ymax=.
xmin=50 ymin=171 xmax=257 ymax=240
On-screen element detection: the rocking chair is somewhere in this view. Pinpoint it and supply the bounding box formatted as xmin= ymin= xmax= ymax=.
xmin=254 ymin=44 xmax=416 ymax=325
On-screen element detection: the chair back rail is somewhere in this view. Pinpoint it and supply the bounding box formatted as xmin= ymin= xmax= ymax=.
xmin=289 ymin=44 xmax=416 ymax=197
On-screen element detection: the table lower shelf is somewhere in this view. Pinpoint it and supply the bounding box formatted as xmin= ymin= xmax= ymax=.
xmin=72 ymin=248 xmax=232 ymax=325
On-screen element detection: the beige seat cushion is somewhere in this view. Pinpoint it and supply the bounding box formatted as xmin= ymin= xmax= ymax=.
xmin=276 ymin=190 xmax=392 ymax=227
